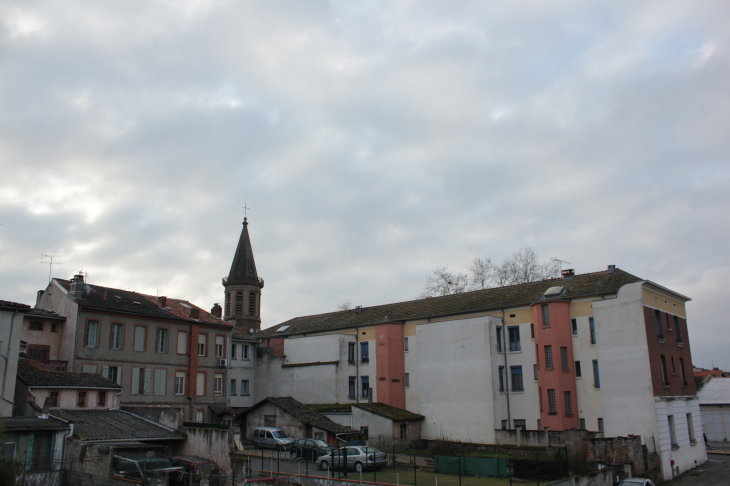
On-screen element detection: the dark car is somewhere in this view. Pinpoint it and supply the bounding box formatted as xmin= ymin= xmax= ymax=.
xmin=290 ymin=438 xmax=334 ymax=460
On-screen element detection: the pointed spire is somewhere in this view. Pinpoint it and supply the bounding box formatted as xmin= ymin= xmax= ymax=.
xmin=226 ymin=217 xmax=263 ymax=287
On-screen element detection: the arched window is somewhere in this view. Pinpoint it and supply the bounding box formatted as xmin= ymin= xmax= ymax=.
xmin=248 ymin=293 xmax=256 ymax=316
xmin=235 ymin=292 xmax=243 ymax=315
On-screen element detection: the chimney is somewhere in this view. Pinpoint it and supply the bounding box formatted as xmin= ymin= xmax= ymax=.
xmin=42 ymin=397 xmax=50 ymax=415
xmin=190 ymin=307 xmax=200 ymax=320
xmin=355 ymin=306 xmax=363 ymax=314
xmin=607 ymin=265 xmax=616 ymax=274
xmin=70 ymin=274 xmax=85 ymax=298
xmin=211 ymin=304 xmax=222 ymax=318
xmin=36 ymin=290 xmax=44 ymax=306
xmin=158 ymin=296 xmax=167 ymax=308
xmin=561 ymin=269 xmax=575 ymax=278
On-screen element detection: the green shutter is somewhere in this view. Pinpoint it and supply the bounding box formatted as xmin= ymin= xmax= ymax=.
xmin=143 ymin=369 xmax=151 ymax=395
xmin=25 ymin=433 xmax=34 ymax=471
xmin=131 ymin=368 xmax=140 ymax=395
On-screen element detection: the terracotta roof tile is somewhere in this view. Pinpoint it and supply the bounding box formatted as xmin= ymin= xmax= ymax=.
xmin=50 ymin=410 xmax=186 ymax=441
xmin=17 ymin=359 xmax=121 ymax=389
xmin=250 ymin=397 xmax=358 ymax=435
xmin=0 ymin=300 xmax=31 ymax=312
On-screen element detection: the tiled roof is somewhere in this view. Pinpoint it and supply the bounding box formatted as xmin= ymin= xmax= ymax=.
xmin=308 ymin=404 xmax=353 ymax=414
xmin=3 ymin=416 xmax=70 ymax=432
xmin=208 ymin=403 xmax=247 ymax=417
xmin=231 ymin=331 xmax=257 ymax=341
xmin=258 ymin=269 xmax=644 ymax=337
xmin=0 ymin=300 xmax=31 ymax=312
xmin=17 ymin=359 xmax=122 ymax=389
xmin=251 ymin=397 xmax=358 ymax=435
xmin=55 ymin=279 xmax=230 ymax=327
xmin=226 ymin=218 xmax=263 ymax=287
xmin=50 ymin=410 xmax=186 ymax=441
xmin=26 ymin=308 xmax=66 ymax=320
xmin=353 ymin=403 xmax=425 ymax=421
xmin=697 ymin=377 xmax=730 ymax=405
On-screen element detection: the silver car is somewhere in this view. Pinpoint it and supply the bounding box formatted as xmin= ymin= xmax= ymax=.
xmin=618 ymin=480 xmax=657 ymax=486
xmin=252 ymin=426 xmax=295 ymax=451
xmin=316 ymin=446 xmax=387 ymax=472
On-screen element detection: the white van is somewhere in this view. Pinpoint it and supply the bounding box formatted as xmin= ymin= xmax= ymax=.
xmin=252 ymin=426 xmax=295 ymax=451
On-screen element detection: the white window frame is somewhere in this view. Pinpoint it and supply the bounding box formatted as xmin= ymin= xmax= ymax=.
xmin=85 ymin=321 xmax=99 ymax=348
xmin=177 ymin=331 xmax=188 ymax=355
xmin=241 ymin=379 xmax=249 ymax=396
xmin=111 ymin=323 xmax=124 ymax=350
xmin=175 ymin=372 xmax=185 ymax=395
xmin=157 ymin=329 xmax=169 ymax=353
xmin=214 ymin=374 xmax=223 ymax=396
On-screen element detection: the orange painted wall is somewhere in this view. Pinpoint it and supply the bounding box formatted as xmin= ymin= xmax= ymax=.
xmin=534 ymin=301 xmax=579 ymax=431
xmin=375 ymin=323 xmax=405 ymax=409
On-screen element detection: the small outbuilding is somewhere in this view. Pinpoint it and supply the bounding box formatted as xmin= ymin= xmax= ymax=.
xmin=698 ymin=376 xmax=730 ymax=442
xmin=352 ymin=402 xmax=424 ymax=449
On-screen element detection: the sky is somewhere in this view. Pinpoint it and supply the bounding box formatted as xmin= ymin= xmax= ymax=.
xmin=1 ymin=0 xmax=728 ymax=370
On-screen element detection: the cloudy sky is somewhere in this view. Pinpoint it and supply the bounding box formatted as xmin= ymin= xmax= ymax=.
xmin=1 ymin=1 xmax=728 ymax=369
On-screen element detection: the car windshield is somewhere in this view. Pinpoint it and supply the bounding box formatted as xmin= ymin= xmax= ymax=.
xmin=272 ymin=431 xmax=288 ymax=438
xmin=314 ymin=440 xmax=329 ymax=447
xmin=361 ymin=446 xmax=380 ymax=454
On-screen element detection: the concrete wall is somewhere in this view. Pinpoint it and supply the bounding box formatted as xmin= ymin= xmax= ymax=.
xmin=570 ymin=299 xmax=604 ymax=432
xmin=21 ymin=314 xmax=65 ymax=361
xmin=322 ymin=413 xmax=352 ymax=428
xmin=416 ymin=316 xmax=499 ymax=444
xmin=244 ymin=402 xmax=306 ymax=440
xmin=701 ymin=405 xmax=730 ymax=441
xmin=121 ymin=406 xmax=185 ymax=430
xmin=0 ymin=308 xmax=25 ymax=416
xmin=230 ymin=339 xmax=256 ymax=408
xmin=654 ymin=398 xmax=707 ymax=480
xmin=177 ymin=425 xmax=232 ymax=474
xmin=352 ymin=407 xmax=391 ymax=443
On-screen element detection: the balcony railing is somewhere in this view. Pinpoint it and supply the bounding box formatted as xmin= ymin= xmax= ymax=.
xmin=41 ymin=360 xmax=68 ymax=372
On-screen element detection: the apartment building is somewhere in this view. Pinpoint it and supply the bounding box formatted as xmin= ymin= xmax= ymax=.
xmin=256 ymin=266 xmax=706 ymax=481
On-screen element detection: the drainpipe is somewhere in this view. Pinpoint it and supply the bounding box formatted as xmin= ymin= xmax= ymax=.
xmin=112 ymin=390 xmax=123 ymax=409
xmin=1 ymin=310 xmax=20 ymax=405
xmin=72 ymin=307 xmax=81 ymax=373
xmin=501 ymin=310 xmax=511 ymax=430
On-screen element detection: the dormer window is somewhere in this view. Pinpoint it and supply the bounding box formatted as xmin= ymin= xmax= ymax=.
xmin=543 ymin=286 xmax=565 ymax=299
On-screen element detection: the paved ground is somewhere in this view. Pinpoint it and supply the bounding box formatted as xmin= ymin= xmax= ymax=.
xmin=666 ymin=453 xmax=730 ymax=486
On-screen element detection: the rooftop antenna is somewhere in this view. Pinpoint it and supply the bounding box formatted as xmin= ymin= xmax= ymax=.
xmin=40 ymin=254 xmax=63 ymax=283
xmin=555 ymin=259 xmax=572 ymax=273
xmin=79 ymin=270 xmax=89 ymax=284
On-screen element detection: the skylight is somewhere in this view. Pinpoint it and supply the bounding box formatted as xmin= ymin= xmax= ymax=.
xmin=276 ymin=325 xmax=291 ymax=333
xmin=543 ymin=286 xmax=564 ymax=298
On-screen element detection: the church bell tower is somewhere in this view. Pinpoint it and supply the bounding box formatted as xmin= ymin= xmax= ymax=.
xmin=223 ymin=217 xmax=264 ymax=332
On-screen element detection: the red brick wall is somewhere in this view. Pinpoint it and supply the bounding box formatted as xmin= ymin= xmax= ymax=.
xmin=375 ymin=323 xmax=406 ymax=409
xmin=642 ymin=307 xmax=696 ymax=397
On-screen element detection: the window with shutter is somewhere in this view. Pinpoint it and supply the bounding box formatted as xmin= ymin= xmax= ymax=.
xmin=134 ymin=326 xmax=146 ymax=352
xmin=154 ymin=369 xmax=166 ymax=395
xmin=143 ymin=369 xmax=151 ymax=395
xmin=196 ymin=372 xmax=205 ymax=396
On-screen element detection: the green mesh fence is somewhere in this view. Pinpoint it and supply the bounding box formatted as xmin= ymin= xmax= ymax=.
xmin=433 ymin=455 xmax=508 ymax=478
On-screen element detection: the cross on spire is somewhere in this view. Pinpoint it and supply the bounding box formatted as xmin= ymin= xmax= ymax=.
xmin=242 ymin=202 xmax=249 ymax=220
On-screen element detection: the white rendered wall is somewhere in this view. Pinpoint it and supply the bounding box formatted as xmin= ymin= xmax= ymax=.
xmin=592 ymin=282 xmax=659 ymax=448
xmin=654 ymin=399 xmax=707 ymax=480
xmin=570 ymin=310 xmax=603 ymax=431
xmin=701 ymin=407 xmax=730 ymax=441
xmin=35 ymin=280 xmax=80 ymax=364
xmin=416 ymin=316 xmax=499 ymax=444
xmin=352 ymin=407 xmax=392 ymax=441
xmin=403 ymin=326 xmax=419 ymax=414
xmin=229 ymin=340 xmax=256 ymax=408
xmin=285 ymin=335 xmax=341 ymax=364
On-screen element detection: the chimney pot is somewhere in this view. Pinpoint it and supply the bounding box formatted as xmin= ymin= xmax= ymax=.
xmin=561 ymin=269 xmax=575 ymax=278
xmin=70 ymin=274 xmax=85 ymax=297
xmin=211 ymin=303 xmax=222 ymax=318
xmin=190 ymin=307 xmax=200 ymax=319
xmin=607 ymin=265 xmax=616 ymax=274
xmin=158 ymin=296 xmax=167 ymax=308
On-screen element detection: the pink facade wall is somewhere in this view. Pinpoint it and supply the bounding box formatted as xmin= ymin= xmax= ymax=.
xmin=22 ymin=316 xmax=65 ymax=361
xmin=375 ymin=323 xmax=405 ymax=409
xmin=534 ymin=301 xmax=579 ymax=431
xmin=33 ymin=388 xmax=118 ymax=410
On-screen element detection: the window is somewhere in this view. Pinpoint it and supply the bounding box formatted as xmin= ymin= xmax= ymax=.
xmin=175 ymin=372 xmax=185 ymax=395
xmin=361 ymin=342 xmax=369 ymax=363
xmin=134 ymin=325 xmax=146 ymax=352
xmin=27 ymin=346 xmax=49 ymax=361
xmin=214 ymin=374 xmax=223 ymax=395
xmin=575 ymin=361 xmax=582 ymax=377
xmin=235 ymin=292 xmax=243 ymax=315
xmin=85 ymin=320 xmax=99 ymax=347
xmin=361 ymin=376 xmax=369 ymax=398
xmin=579 ymin=418 xmax=586 ymax=429
xmin=535 ymin=344 xmax=539 ymax=368
xmin=668 ymin=415 xmax=677 ymax=447
xmin=501 ymin=420 xmax=508 ymax=430
xmin=132 ymin=368 xmax=151 ymax=395
xmin=537 ymin=419 xmax=541 ymax=430
xmin=564 ymin=391 xmax=572 ymax=415
xmin=560 ymin=347 xmax=569 ymax=370
xmin=404 ymin=337 xmax=409 ymax=352
xmin=655 ymin=310 xmax=663 ymax=338
xmin=248 ymin=292 xmax=256 ymax=315
xmin=196 ymin=410 xmax=204 ymax=423
xmin=77 ymin=391 xmax=87 ymax=407
xmin=545 ymin=345 xmax=553 ymax=368
xmin=513 ymin=420 xmax=526 ymax=430
xmin=547 ymin=389 xmax=556 ymax=413
xmin=242 ymin=344 xmax=249 ymax=359
xmin=530 ymin=323 xmax=534 ymax=339
xmin=542 ymin=305 xmax=550 ymax=326
xmin=177 ymin=331 xmax=188 ymax=354
xmin=157 ymin=329 xmax=169 ymax=353
xmin=675 ymin=316 xmax=682 ymax=342
xmin=49 ymin=391 xmax=59 ymax=407
xmin=198 ymin=334 xmax=207 ymax=356
xmin=154 ymin=369 xmax=167 ymax=395
xmin=229 ymin=379 xmax=237 ymax=395
xmin=679 ymin=358 xmax=687 ymax=386
xmin=498 ymin=366 xmax=505 ymax=392
xmin=98 ymin=391 xmax=107 ymax=407
xmin=51 ymin=323 xmax=57 ymax=333
xmin=571 ymin=318 xmax=577 ymax=335
xmin=348 ymin=342 xmax=356 ymax=363
xmin=589 ymin=317 xmax=596 ymax=344
xmin=349 ymin=376 xmax=356 ymax=398
xmin=28 ymin=433 xmax=53 ymax=470
xmin=29 ymin=322 xmax=43 ymax=331
xmin=671 ymin=356 xmax=676 ymax=373
xmin=103 ymin=366 xmax=121 ymax=385
xmin=400 ymin=424 xmax=407 ymax=440
xmin=533 ymin=364 xmax=538 ymax=381
xmin=508 ymin=326 xmax=521 ymax=351
xmin=660 ymin=355 xmax=669 ymax=385
xmin=593 ymin=360 xmax=601 ymax=388
xmin=598 ymin=418 xmax=604 ymax=432
xmin=196 ymin=372 xmax=205 ymax=396
xmin=496 ymin=326 xmax=503 ymax=351
xmin=231 ymin=344 xmax=237 ymax=360
xmin=241 ymin=379 xmax=249 ymax=395
xmin=405 ymin=372 xmax=410 ymax=388
xmin=360 ymin=427 xmax=369 ymax=440
xmin=511 ymin=366 xmax=524 ymax=392
xmin=687 ymin=413 xmax=696 ymax=443
xmin=111 ymin=323 xmax=124 ymax=349
xmin=82 ymin=365 xmax=97 ymax=373
xmin=215 ymin=336 xmax=225 ymax=358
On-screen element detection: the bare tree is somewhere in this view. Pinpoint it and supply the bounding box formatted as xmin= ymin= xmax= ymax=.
xmin=467 ymin=257 xmax=496 ymax=290
xmin=337 ymin=300 xmax=353 ymax=311
xmin=500 ymin=247 xmax=560 ymax=285
xmin=418 ymin=266 xmax=469 ymax=298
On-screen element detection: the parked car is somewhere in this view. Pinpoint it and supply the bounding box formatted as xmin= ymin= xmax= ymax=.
xmin=316 ymin=446 xmax=387 ymax=472
xmin=291 ymin=438 xmax=334 ymax=460
xmin=169 ymin=456 xmax=217 ymax=486
xmin=618 ymin=480 xmax=656 ymax=486
xmin=252 ymin=426 xmax=296 ymax=451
